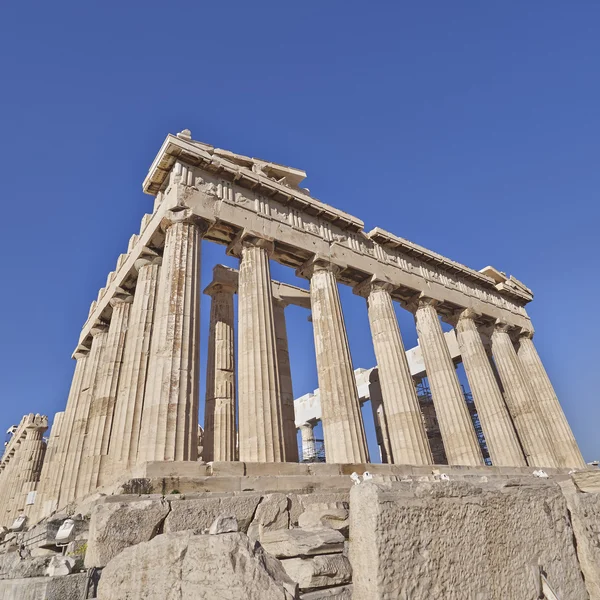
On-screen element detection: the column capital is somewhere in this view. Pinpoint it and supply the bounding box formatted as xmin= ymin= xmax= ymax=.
xmin=203 ymin=280 xmax=237 ymax=296
xmin=203 ymin=264 xmax=238 ymax=296
xmin=226 ymin=229 xmax=274 ymax=258
xmin=160 ymin=206 xmax=212 ymax=234
xmin=401 ymin=293 xmax=439 ymax=314
xmin=134 ymin=247 xmax=162 ymax=272
xmin=518 ymin=329 xmax=535 ymax=341
xmin=443 ymin=307 xmax=482 ymax=328
xmin=296 ymin=254 xmax=343 ymax=280
xmin=90 ymin=321 xmax=109 ymax=337
xmin=353 ymin=275 xmax=394 ymax=298
xmin=109 ymin=292 xmax=134 ymax=307
xmin=73 ymin=344 xmax=91 ymax=360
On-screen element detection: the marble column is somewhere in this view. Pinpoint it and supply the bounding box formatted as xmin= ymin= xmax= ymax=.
xmin=2 ymin=448 xmax=23 ymax=526
xmin=516 ymin=332 xmax=585 ymax=468
xmin=109 ymin=254 xmax=161 ymax=473
xmin=454 ymin=310 xmax=526 ymax=467
xmin=303 ymin=258 xmax=368 ymax=464
xmin=32 ymin=412 xmax=64 ymax=523
xmin=236 ymin=237 xmax=286 ymax=462
xmin=490 ymin=323 xmax=557 ymax=467
xmin=360 ymin=282 xmax=432 ymax=465
xmin=19 ymin=418 xmax=48 ymax=517
xmin=368 ymin=379 xmax=393 ymax=464
xmin=273 ymin=298 xmax=299 ymax=462
xmin=60 ymin=324 xmax=109 ymax=506
xmin=204 ymin=279 xmax=236 ymax=462
xmin=78 ymin=295 xmax=131 ymax=497
xmin=300 ymin=422 xmax=316 ymax=462
xmin=414 ymin=297 xmax=483 ymax=466
xmin=138 ymin=212 xmax=203 ymax=463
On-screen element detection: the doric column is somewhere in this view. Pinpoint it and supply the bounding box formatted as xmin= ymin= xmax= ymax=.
xmin=138 ymin=211 xmax=203 ymax=463
xmin=78 ymin=295 xmax=131 ymax=497
xmin=490 ymin=323 xmax=557 ymax=467
xmin=204 ymin=277 xmax=236 ymax=462
xmin=413 ymin=297 xmax=483 ymax=466
xmin=300 ymin=422 xmax=316 ymax=462
xmin=61 ymin=324 xmax=109 ymax=506
xmin=301 ymin=258 xmax=368 ymax=464
xmin=454 ymin=310 xmax=526 ymax=467
xmin=368 ymin=378 xmax=393 ymax=464
xmin=235 ymin=236 xmax=286 ymax=462
xmin=273 ymin=298 xmax=299 ymax=462
xmin=516 ymin=332 xmax=584 ymax=468
xmin=32 ymin=412 xmax=64 ymax=522
xmin=357 ymin=281 xmax=432 ymax=465
xmin=109 ymin=253 xmax=162 ymax=473
xmin=19 ymin=416 xmax=48 ymax=517
xmin=2 ymin=447 xmax=23 ymax=526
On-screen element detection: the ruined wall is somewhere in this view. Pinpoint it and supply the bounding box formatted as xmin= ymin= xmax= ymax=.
xmin=350 ymin=478 xmax=600 ymax=600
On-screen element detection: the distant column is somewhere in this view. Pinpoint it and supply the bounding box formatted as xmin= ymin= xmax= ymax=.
xmin=302 ymin=258 xmax=369 ymax=464
xmin=235 ymin=236 xmax=286 ymax=462
xmin=19 ymin=417 xmax=48 ymax=518
xmin=109 ymin=252 xmax=162 ymax=473
xmin=516 ymin=332 xmax=585 ymax=468
xmin=454 ymin=310 xmax=526 ymax=467
xmin=300 ymin=422 xmax=316 ymax=462
xmin=204 ymin=278 xmax=236 ymax=462
xmin=273 ymin=298 xmax=299 ymax=462
xmin=138 ymin=211 xmax=204 ymax=463
xmin=413 ymin=297 xmax=483 ymax=466
xmin=359 ymin=281 xmax=432 ymax=465
xmin=490 ymin=323 xmax=557 ymax=468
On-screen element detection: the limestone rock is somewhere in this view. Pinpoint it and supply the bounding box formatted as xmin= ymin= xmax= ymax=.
xmin=350 ymin=481 xmax=588 ymax=600
xmin=165 ymin=494 xmax=261 ymax=534
xmin=46 ymin=555 xmax=76 ymax=577
xmin=0 ymin=553 xmax=52 ymax=580
xmin=208 ymin=514 xmax=238 ymax=535
xmin=297 ymin=503 xmax=349 ymax=536
xmin=98 ymin=531 xmax=298 ymax=599
xmin=248 ymin=494 xmax=290 ymax=541
xmin=260 ymin=527 xmax=345 ymax=558
xmin=300 ymin=585 xmax=353 ymax=599
xmin=0 ymin=572 xmax=89 ymax=600
xmin=85 ymin=498 xmax=170 ymax=568
xmin=282 ymin=555 xmax=352 ymax=590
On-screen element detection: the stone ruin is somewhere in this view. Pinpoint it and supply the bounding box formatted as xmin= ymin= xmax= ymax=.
xmin=0 ymin=129 xmax=598 ymax=599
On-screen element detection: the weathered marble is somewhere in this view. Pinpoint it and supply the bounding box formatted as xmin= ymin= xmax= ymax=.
xmin=454 ymin=310 xmax=526 ymax=467
xmin=414 ymin=298 xmax=483 ymax=466
xmin=491 ymin=324 xmax=557 ymax=468
xmin=517 ymin=333 xmax=585 ymax=468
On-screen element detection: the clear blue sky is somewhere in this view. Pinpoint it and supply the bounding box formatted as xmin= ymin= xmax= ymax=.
xmin=1 ymin=3 xmax=598 ymax=462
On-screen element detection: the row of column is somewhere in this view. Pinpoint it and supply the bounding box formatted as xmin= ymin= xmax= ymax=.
xmin=35 ymin=213 xmax=584 ymax=521
xmin=34 ymin=211 xmax=205 ymax=518
xmin=203 ymin=251 xmax=583 ymax=471
xmin=0 ymin=416 xmax=47 ymax=528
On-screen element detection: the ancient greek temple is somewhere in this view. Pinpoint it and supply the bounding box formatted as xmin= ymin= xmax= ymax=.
xmin=0 ymin=129 xmax=585 ymax=528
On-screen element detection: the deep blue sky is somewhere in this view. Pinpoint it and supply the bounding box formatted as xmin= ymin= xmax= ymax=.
xmin=1 ymin=3 xmax=598 ymax=462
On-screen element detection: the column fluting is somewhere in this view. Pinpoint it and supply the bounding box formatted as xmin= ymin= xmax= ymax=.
xmin=204 ymin=280 xmax=236 ymax=462
xmin=236 ymin=237 xmax=286 ymax=462
xmin=109 ymin=255 xmax=161 ymax=473
xmin=138 ymin=213 xmax=203 ymax=463
xmin=414 ymin=297 xmax=483 ymax=466
xmin=273 ymin=298 xmax=299 ymax=462
xmin=300 ymin=422 xmax=316 ymax=462
xmin=490 ymin=324 xmax=557 ymax=467
xmin=304 ymin=259 xmax=368 ymax=464
xmin=516 ymin=332 xmax=584 ymax=468
xmin=361 ymin=282 xmax=432 ymax=465
xmin=368 ymin=378 xmax=393 ymax=464
xmin=454 ymin=310 xmax=526 ymax=467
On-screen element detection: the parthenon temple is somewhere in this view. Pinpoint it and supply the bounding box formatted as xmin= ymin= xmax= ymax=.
xmin=0 ymin=128 xmax=586 ymax=531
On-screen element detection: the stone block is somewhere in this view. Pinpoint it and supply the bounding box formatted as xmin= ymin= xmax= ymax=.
xmin=22 ymin=521 xmax=61 ymax=550
xmin=300 ymin=585 xmax=353 ymax=599
xmin=572 ymin=470 xmax=600 ymax=493
xmin=46 ymin=555 xmax=76 ymax=577
xmin=208 ymin=461 xmax=246 ymax=477
xmin=97 ymin=531 xmax=297 ymax=600
xmin=0 ymin=573 xmax=89 ymax=600
xmin=0 ymin=553 xmax=52 ymax=580
xmin=350 ymin=481 xmax=588 ymax=600
xmin=248 ymin=494 xmax=290 ymax=542
xmin=208 ymin=515 xmax=238 ymax=535
xmin=165 ymin=494 xmax=261 ymax=534
xmin=307 ymin=463 xmax=342 ymax=477
xmin=282 ymin=555 xmax=352 ymax=590
xmin=298 ymin=504 xmax=349 ymax=536
xmin=245 ymin=462 xmax=310 ymax=477
xmin=85 ymin=498 xmax=170 ymax=568
xmin=260 ymin=527 xmax=345 ymax=558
